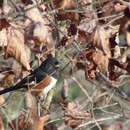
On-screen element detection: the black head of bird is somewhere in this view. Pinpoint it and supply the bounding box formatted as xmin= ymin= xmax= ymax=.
xmin=40 ymin=54 xmax=60 ymax=71
xmin=34 ymin=54 xmax=60 ymax=82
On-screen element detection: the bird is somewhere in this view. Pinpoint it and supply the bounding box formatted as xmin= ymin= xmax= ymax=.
xmin=0 ymin=54 xmax=60 ymax=96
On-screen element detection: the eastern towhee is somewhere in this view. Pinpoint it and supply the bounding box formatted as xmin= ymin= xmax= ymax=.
xmin=0 ymin=55 xmax=60 ymax=96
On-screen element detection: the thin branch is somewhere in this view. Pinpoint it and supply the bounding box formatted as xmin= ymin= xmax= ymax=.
xmin=74 ymin=114 xmax=123 ymax=130
xmin=117 ymin=0 xmax=130 ymax=6
xmin=90 ymin=79 xmax=130 ymax=111
xmin=91 ymin=103 xmax=102 ymax=130
xmin=9 ymin=0 xmax=21 ymax=12
xmin=71 ymin=76 xmax=93 ymax=103
xmin=97 ymin=72 xmax=128 ymax=99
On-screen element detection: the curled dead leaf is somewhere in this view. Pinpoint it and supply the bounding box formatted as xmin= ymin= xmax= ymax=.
xmin=64 ymin=102 xmax=91 ymax=129
xmin=53 ymin=0 xmax=77 ymax=10
xmin=25 ymin=92 xmax=37 ymax=120
xmin=0 ymin=29 xmax=7 ymax=47
xmin=81 ymin=0 xmax=92 ymax=5
xmin=93 ymin=27 xmax=111 ymax=58
xmin=77 ymin=29 xmax=93 ymax=45
xmin=56 ymin=10 xmax=80 ymax=23
xmin=0 ymin=95 xmax=5 ymax=106
xmin=53 ymin=0 xmax=79 ymax=23
xmin=0 ymin=72 xmax=15 ymax=88
xmin=6 ymin=27 xmax=31 ymax=70
xmin=25 ymin=5 xmax=56 ymax=55
xmin=95 ymin=1 xmax=116 ymax=23
xmin=32 ymin=115 xmax=49 ymax=130
xmin=85 ymin=63 xmax=97 ymax=80
xmin=11 ymin=113 xmax=33 ymax=130
xmin=0 ymin=19 xmax=10 ymax=31
xmin=101 ymin=121 xmax=123 ymax=130
xmin=0 ymin=116 xmax=4 ymax=130
xmin=60 ymin=0 xmax=77 ymax=10
xmin=67 ymin=23 xmax=77 ymax=36
xmin=93 ymin=26 xmax=119 ymax=58
xmin=114 ymin=2 xmax=126 ymax=13
xmin=126 ymin=22 xmax=130 ymax=46
xmin=33 ymin=23 xmax=55 ymax=48
xmin=113 ymin=45 xmax=121 ymax=58
xmin=92 ymin=50 xmax=109 ymax=74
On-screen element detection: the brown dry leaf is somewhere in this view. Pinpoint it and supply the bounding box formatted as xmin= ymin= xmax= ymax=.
xmin=0 ymin=19 xmax=10 ymax=31
xmin=95 ymin=1 xmax=115 ymax=23
xmin=0 ymin=29 xmax=7 ymax=47
xmin=114 ymin=3 xmax=126 ymax=13
xmin=25 ymin=4 xmax=44 ymax=23
xmin=92 ymin=50 xmax=109 ymax=74
xmin=33 ymin=23 xmax=55 ymax=47
xmin=53 ymin=0 xmax=79 ymax=23
xmin=25 ymin=92 xmax=37 ymax=120
xmin=56 ymin=11 xmax=80 ymax=23
xmin=53 ymin=0 xmax=77 ymax=10
xmin=12 ymin=61 xmax=22 ymax=77
xmin=93 ymin=26 xmax=119 ymax=58
xmin=25 ymin=4 xmax=52 ymax=45
xmin=80 ymin=0 xmax=92 ymax=5
xmin=60 ymin=0 xmax=77 ymax=10
xmin=126 ymin=21 xmax=130 ymax=46
xmin=102 ymin=121 xmax=123 ymax=130
xmin=93 ymin=27 xmax=111 ymax=58
xmin=67 ymin=23 xmax=77 ymax=36
xmin=25 ymin=4 xmax=56 ymax=55
xmin=12 ymin=113 xmax=34 ymax=130
xmin=6 ymin=27 xmax=31 ymax=70
xmin=113 ymin=45 xmax=121 ymax=58
xmin=77 ymin=30 xmax=92 ymax=44
xmin=126 ymin=31 xmax=130 ymax=46
xmin=0 ymin=96 xmax=5 ymax=106
xmin=32 ymin=115 xmax=49 ymax=130
xmin=116 ymin=20 xmax=130 ymax=47
xmin=1 ymin=72 xmax=15 ymax=88
xmin=101 ymin=1 xmax=115 ymax=16
xmin=64 ymin=102 xmax=91 ymax=129
xmin=77 ymin=30 xmax=88 ymax=44
xmin=11 ymin=114 xmax=28 ymax=130
xmin=0 ymin=116 xmax=4 ymax=130
xmin=12 ymin=92 xmax=38 ymax=130
xmin=85 ymin=63 xmax=97 ymax=80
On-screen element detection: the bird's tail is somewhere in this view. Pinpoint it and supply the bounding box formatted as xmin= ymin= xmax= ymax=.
xmin=0 ymin=84 xmax=26 ymax=95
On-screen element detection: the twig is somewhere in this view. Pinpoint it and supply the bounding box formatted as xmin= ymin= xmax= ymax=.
xmin=93 ymin=103 xmax=118 ymax=110
xmin=71 ymin=77 xmax=93 ymax=102
xmin=91 ymin=103 xmax=102 ymax=130
xmin=104 ymin=14 xmax=124 ymax=27
xmin=9 ymin=0 xmax=21 ymax=12
xmin=45 ymin=117 xmax=65 ymax=125
xmin=74 ymin=114 xmax=123 ymax=130
xmin=90 ymin=79 xmax=130 ymax=111
xmin=117 ymin=0 xmax=130 ymax=6
xmin=97 ymin=72 xmax=128 ymax=99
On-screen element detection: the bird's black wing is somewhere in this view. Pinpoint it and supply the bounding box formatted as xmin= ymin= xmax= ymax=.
xmin=0 ymin=55 xmax=59 ymax=95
